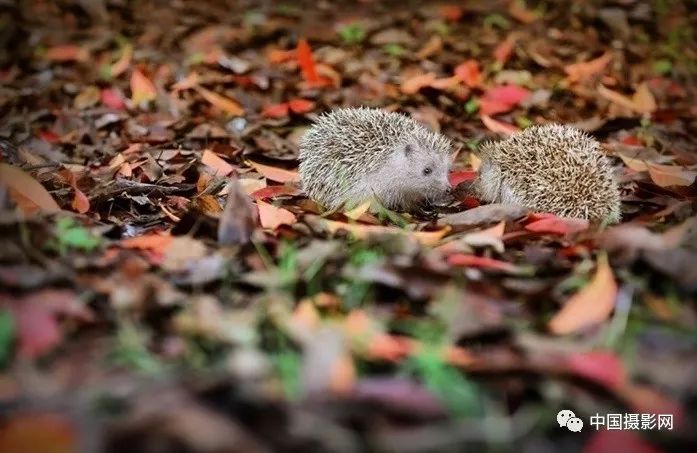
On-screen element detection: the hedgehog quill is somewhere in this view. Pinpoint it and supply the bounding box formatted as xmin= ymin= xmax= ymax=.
xmin=474 ymin=124 xmax=621 ymax=223
xmin=299 ymin=107 xmax=454 ymax=212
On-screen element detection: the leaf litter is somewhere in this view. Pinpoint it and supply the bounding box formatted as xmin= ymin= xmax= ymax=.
xmin=0 ymin=1 xmax=696 ymax=452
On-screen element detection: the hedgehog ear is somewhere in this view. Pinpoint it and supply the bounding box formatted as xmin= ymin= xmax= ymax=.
xmin=404 ymin=144 xmax=414 ymax=157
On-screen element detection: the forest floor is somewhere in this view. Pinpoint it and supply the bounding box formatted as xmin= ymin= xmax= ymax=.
xmin=0 ymin=0 xmax=696 ymax=452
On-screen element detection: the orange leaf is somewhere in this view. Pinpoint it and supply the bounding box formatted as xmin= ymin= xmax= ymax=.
xmin=288 ymin=98 xmax=316 ymax=114
xmin=247 ymin=160 xmax=300 ymax=183
xmin=262 ymin=103 xmax=290 ymax=118
xmin=321 ymin=219 xmax=449 ymax=246
xmin=257 ymin=200 xmax=297 ymax=229
xmin=109 ymin=43 xmax=133 ymax=78
xmin=193 ymin=85 xmax=244 ymax=116
xmin=525 ymin=216 xmax=589 ymax=235
xmin=329 ymin=353 xmax=356 ymax=395
xmin=201 ymin=149 xmax=234 ymax=176
xmin=437 ymin=5 xmax=464 ymax=21
xmin=454 ymin=60 xmax=482 ymax=88
xmin=646 ymin=163 xmax=697 ymax=187
xmin=401 ymin=72 xmax=437 ymax=94
xmin=480 ymin=115 xmax=519 ymax=135
xmin=120 ymin=233 xmax=173 ymax=254
xmin=59 ymin=169 xmax=89 ymax=214
xmin=267 ymin=48 xmax=296 ymax=64
xmin=508 ymin=0 xmax=538 ymax=23
xmin=564 ymin=51 xmax=612 ymax=84
xmin=296 ymin=39 xmax=320 ymax=84
xmin=548 ymin=254 xmax=617 ymax=334
xmin=130 ymin=68 xmax=157 ymax=104
xmin=447 ymin=253 xmax=520 ymax=273
xmin=0 ymin=163 xmax=61 ymax=215
xmin=493 ymin=35 xmax=516 ymax=65
xmin=0 ymin=412 xmax=76 ymax=453
xmin=43 ymin=45 xmax=88 ymax=62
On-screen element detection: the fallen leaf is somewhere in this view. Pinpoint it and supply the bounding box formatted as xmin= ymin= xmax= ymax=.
xmin=262 ymin=103 xmax=290 ymax=118
xmin=247 ymin=160 xmax=300 ymax=183
xmin=437 ymin=5 xmax=463 ymax=21
xmin=59 ymin=169 xmax=89 ymax=214
xmin=448 ymin=170 xmax=478 ymax=186
xmin=288 ymin=98 xmax=316 ymax=114
xmin=218 ymin=177 xmax=258 ymax=246
xmin=564 ymin=52 xmax=613 ymax=83
xmin=438 ymin=204 xmax=529 ymax=229
xmin=598 ymin=84 xmax=656 ymax=114
xmin=525 ymin=216 xmax=589 ymax=235
xmin=0 ymin=412 xmax=76 ymax=453
xmin=493 ymin=35 xmax=516 ymax=65
xmin=401 ymin=72 xmax=437 ymax=94
xmin=508 ymin=0 xmax=538 ymax=23
xmin=257 ymin=200 xmax=297 ymax=229
xmin=171 ymin=71 xmax=200 ymax=91
xmin=447 ymin=253 xmax=520 ymax=273
xmin=193 ymin=85 xmax=244 ymax=116
xmin=43 ymin=45 xmax=88 ymax=62
xmin=548 ymin=254 xmax=617 ymax=334
xmin=201 ymin=149 xmax=234 ymax=176
xmin=296 ymin=39 xmax=320 ymax=84
xmin=109 ymin=43 xmax=133 ymax=78
xmin=617 ymin=152 xmax=649 ymax=172
xmin=0 ymin=163 xmax=61 ymax=215
xmin=130 ymin=68 xmax=157 ymax=104
xmin=120 ymin=233 xmax=173 ymax=254
xmin=250 ymin=185 xmax=300 ymax=200
xmin=646 ymin=163 xmax=697 ymax=187
xmin=101 ymin=88 xmax=126 ymax=109
xmin=479 ymin=84 xmax=531 ymax=115
xmin=567 ymin=351 xmax=626 ymax=390
xmin=454 ymin=60 xmax=482 ymax=88
xmin=343 ymin=199 xmax=372 ymax=220
xmin=320 ymin=218 xmax=449 ymax=246
xmin=480 ymin=115 xmax=520 ymax=135
xmin=12 ymin=300 xmax=61 ymax=359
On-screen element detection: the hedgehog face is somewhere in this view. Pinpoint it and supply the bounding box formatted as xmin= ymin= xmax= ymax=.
xmin=398 ymin=142 xmax=452 ymax=204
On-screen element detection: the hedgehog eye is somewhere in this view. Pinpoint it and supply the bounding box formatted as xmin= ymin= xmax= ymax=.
xmin=423 ymin=167 xmax=432 ymax=176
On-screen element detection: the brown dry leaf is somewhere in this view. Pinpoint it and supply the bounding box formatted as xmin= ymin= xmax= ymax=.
xmin=218 ymin=177 xmax=258 ymax=246
xmin=162 ymin=236 xmax=208 ymax=272
xmin=617 ymin=153 xmax=649 ymax=172
xmin=0 ymin=163 xmax=61 ymax=215
xmin=320 ymin=218 xmax=449 ymax=246
xmin=548 ymin=254 xmax=617 ymax=335
xmin=193 ymin=85 xmax=244 ymax=116
xmin=109 ymin=43 xmax=133 ymax=78
xmin=415 ymin=35 xmax=443 ymax=59
xmin=480 ymin=115 xmax=520 ymax=135
xmin=201 ymin=149 xmax=234 ymax=176
xmin=598 ymin=83 xmax=656 ymax=114
xmin=257 ymin=200 xmax=297 ymax=229
xmin=564 ymin=52 xmax=613 ymax=83
xmin=59 ymin=169 xmax=90 ymax=214
xmin=247 ymin=160 xmax=300 ymax=183
xmin=646 ymin=163 xmax=697 ymax=187
xmin=401 ymin=72 xmax=437 ymax=94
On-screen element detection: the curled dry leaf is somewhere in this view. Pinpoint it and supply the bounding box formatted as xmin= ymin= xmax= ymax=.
xmin=218 ymin=177 xmax=258 ymax=246
xmin=60 ymin=168 xmax=90 ymax=214
xmin=525 ymin=216 xmax=589 ymax=235
xmin=193 ymin=85 xmax=244 ymax=116
xmin=564 ymin=51 xmax=613 ymax=84
xmin=548 ymin=254 xmax=617 ymax=335
xmin=0 ymin=163 xmax=61 ymax=215
xmin=250 ymin=185 xmax=301 ymax=200
xmin=297 ymin=38 xmax=320 ymax=84
xmin=598 ymin=83 xmax=656 ymax=114
xmin=447 ymin=253 xmax=520 ymax=273
xmin=646 ymin=163 xmax=697 ymax=187
xmin=257 ymin=200 xmax=297 ymax=229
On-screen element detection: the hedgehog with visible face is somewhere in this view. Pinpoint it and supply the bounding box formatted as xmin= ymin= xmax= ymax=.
xmin=298 ymin=107 xmax=453 ymax=212
xmin=474 ymin=124 xmax=621 ymax=223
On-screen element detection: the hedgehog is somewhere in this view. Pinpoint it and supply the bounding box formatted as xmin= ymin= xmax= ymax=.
xmin=298 ymin=107 xmax=453 ymax=212
xmin=474 ymin=124 xmax=621 ymax=223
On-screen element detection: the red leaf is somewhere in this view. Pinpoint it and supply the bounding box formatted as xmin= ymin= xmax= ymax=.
xmin=479 ymin=85 xmax=530 ymax=115
xmin=250 ymin=185 xmax=301 ymax=200
xmin=13 ymin=301 xmax=61 ymax=359
xmin=262 ymin=103 xmax=290 ymax=118
xmin=583 ymin=431 xmax=660 ymax=453
xmin=447 ymin=253 xmax=519 ymax=273
xmin=525 ymin=216 xmax=589 ymax=235
xmin=448 ymin=170 xmax=478 ymax=186
xmin=454 ymin=60 xmax=482 ymax=88
xmin=288 ymin=98 xmax=316 ymax=114
xmin=101 ymin=88 xmax=125 ymax=110
xmin=297 ymin=39 xmax=320 ymax=84
xmin=38 ymin=129 xmax=60 ymax=143
xmin=567 ymin=351 xmax=626 ymax=390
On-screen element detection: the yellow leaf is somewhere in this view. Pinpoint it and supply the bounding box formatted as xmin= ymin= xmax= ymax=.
xmin=343 ymin=199 xmax=372 ymax=220
xmin=548 ymin=254 xmax=617 ymax=335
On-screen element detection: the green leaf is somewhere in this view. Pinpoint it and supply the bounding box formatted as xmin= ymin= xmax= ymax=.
xmin=383 ymin=43 xmax=406 ymax=57
xmin=339 ymin=23 xmax=366 ymax=45
xmin=55 ymin=217 xmax=101 ymax=252
xmin=464 ymin=98 xmax=479 ymax=115
xmin=652 ymin=59 xmax=672 ymax=75
xmin=0 ymin=310 xmax=15 ymax=367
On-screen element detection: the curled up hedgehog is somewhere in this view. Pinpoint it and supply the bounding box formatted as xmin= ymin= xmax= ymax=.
xmin=298 ymin=107 xmax=454 ymax=212
xmin=473 ymin=124 xmax=622 ymax=223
